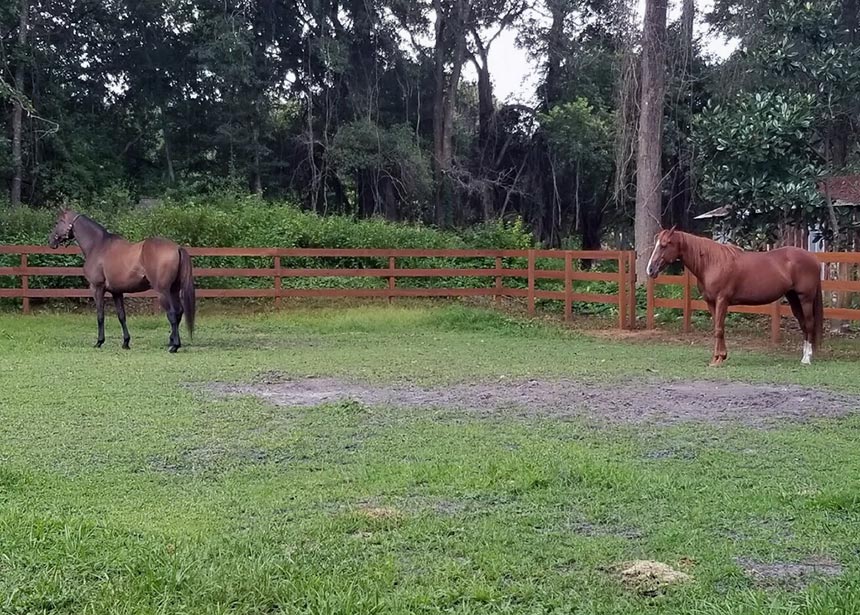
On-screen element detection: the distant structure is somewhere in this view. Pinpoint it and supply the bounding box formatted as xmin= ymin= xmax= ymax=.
xmin=693 ymin=174 xmax=860 ymax=252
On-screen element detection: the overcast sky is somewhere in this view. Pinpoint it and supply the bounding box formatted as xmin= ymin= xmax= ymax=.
xmin=476 ymin=0 xmax=740 ymax=104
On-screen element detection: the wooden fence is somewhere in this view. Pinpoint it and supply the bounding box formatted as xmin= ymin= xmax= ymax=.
xmin=0 ymin=245 xmax=637 ymax=329
xmin=8 ymin=244 xmax=860 ymax=339
xmin=646 ymin=252 xmax=860 ymax=342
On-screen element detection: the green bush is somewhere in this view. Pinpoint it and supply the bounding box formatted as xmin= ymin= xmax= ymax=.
xmin=0 ymin=196 xmax=536 ymax=295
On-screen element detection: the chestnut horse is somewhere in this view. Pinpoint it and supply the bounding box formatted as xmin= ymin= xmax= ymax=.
xmin=48 ymin=209 xmax=196 ymax=352
xmin=646 ymin=228 xmax=823 ymax=366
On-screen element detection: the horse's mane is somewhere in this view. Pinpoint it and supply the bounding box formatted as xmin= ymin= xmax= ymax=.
xmin=677 ymin=231 xmax=742 ymax=276
xmin=76 ymin=212 xmax=110 ymax=234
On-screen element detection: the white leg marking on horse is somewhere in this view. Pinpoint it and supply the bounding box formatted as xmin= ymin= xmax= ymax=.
xmin=801 ymin=340 xmax=812 ymax=365
xmin=647 ymin=238 xmax=661 ymax=274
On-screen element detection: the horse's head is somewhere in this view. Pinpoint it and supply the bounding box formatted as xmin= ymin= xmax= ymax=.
xmin=48 ymin=209 xmax=80 ymax=248
xmin=646 ymin=227 xmax=680 ymax=278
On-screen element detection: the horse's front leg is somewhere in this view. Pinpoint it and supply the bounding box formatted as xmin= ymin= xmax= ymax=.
xmin=706 ymin=300 xmax=718 ymax=363
xmin=709 ymin=297 xmax=728 ymax=367
xmin=92 ymin=284 xmax=106 ymax=348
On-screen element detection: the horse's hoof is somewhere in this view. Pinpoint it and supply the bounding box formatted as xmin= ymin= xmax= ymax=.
xmin=168 ymin=346 xmax=178 ymax=353
xmin=708 ymin=358 xmax=724 ymax=367
xmin=122 ymin=343 xmax=130 ymax=350
xmin=801 ymin=357 xmax=811 ymax=365
xmin=94 ymin=341 xmax=104 ymax=348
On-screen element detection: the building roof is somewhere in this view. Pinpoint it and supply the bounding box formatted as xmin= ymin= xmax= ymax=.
xmin=818 ymin=175 xmax=860 ymax=205
xmin=694 ymin=206 xmax=729 ymax=220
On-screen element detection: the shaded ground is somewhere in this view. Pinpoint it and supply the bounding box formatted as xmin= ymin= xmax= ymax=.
xmin=205 ymin=373 xmax=860 ymax=427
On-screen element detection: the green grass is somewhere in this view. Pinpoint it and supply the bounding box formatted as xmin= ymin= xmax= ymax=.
xmin=1 ymin=303 xmax=859 ymax=614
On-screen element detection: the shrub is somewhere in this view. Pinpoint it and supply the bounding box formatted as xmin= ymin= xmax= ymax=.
xmin=0 ymin=195 xmax=535 ymax=295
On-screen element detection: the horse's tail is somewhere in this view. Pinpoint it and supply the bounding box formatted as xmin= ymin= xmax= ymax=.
xmin=813 ymin=274 xmax=823 ymax=351
xmin=179 ymin=247 xmax=196 ymax=339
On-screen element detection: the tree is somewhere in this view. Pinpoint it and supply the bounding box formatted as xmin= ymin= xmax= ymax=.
xmin=698 ymin=0 xmax=860 ymax=243
xmin=512 ymin=0 xmax=638 ymax=249
xmin=694 ymin=91 xmax=823 ymax=243
xmin=9 ymin=0 xmax=28 ymax=207
xmin=432 ymin=0 xmax=471 ymax=226
xmin=540 ymin=98 xmax=614 ymax=253
xmin=634 ymin=0 xmax=668 ymax=280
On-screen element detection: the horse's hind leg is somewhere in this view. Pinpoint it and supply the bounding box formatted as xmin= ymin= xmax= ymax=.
xmin=786 ymin=291 xmax=812 ymax=364
xmin=92 ymin=284 xmax=106 ymax=348
xmin=170 ymin=286 xmax=184 ymax=350
xmin=158 ymin=291 xmax=181 ymax=353
xmin=113 ymin=294 xmax=131 ymax=349
xmin=799 ymin=295 xmax=817 ymax=365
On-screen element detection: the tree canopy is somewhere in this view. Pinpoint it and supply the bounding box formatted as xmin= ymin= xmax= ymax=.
xmin=3 ymin=0 xmax=860 ymax=250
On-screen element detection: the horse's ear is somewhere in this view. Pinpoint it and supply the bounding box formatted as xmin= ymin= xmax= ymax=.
xmin=668 ymin=225 xmax=677 ymax=236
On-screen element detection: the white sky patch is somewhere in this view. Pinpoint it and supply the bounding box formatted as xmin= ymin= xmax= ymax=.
xmin=480 ymin=0 xmax=740 ymax=104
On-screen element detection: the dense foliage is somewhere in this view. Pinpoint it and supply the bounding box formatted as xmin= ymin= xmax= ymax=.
xmin=694 ymin=91 xmax=823 ymax=239
xmin=2 ymin=1 xmax=860 ymax=248
xmin=0 ymin=196 xmax=536 ymax=294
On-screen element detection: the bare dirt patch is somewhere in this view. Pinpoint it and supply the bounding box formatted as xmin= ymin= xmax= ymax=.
xmin=736 ymin=556 xmax=843 ymax=590
xmin=204 ymin=375 xmax=860 ymax=427
xmin=146 ymin=445 xmax=282 ymax=475
xmin=355 ymin=505 xmax=403 ymax=521
xmin=569 ymin=519 xmax=643 ymax=540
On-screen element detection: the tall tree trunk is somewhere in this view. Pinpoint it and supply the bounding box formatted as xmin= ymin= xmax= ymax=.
xmin=383 ymin=175 xmax=398 ymax=220
xmin=675 ymin=0 xmax=694 ymax=229
xmin=634 ymin=0 xmax=668 ymax=280
xmin=470 ymin=35 xmax=496 ymax=222
xmin=357 ymin=171 xmax=375 ymax=218
xmin=543 ymin=1 xmax=566 ymax=110
xmin=162 ymin=111 xmax=175 ymax=185
xmin=578 ymin=198 xmax=604 ymax=269
xmin=474 ymin=46 xmax=494 ymax=159
xmin=348 ymin=0 xmax=374 ymax=120
xmin=432 ymin=0 xmax=469 ymax=227
xmin=252 ymin=127 xmax=262 ymax=195
xmin=10 ymin=0 xmax=29 ymax=208
xmin=432 ymin=0 xmax=449 ymax=226
xmin=832 ymin=0 xmax=859 ymax=170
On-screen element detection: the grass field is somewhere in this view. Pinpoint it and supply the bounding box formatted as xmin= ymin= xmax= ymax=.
xmin=1 ymin=302 xmax=859 ymax=614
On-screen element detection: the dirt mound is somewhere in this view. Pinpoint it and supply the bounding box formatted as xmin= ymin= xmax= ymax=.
xmin=204 ymin=375 xmax=860 ymax=427
xmin=613 ymin=560 xmax=693 ymax=595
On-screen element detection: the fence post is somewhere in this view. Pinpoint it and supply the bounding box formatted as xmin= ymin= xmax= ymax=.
xmin=770 ymin=300 xmax=781 ymax=345
xmin=617 ymin=252 xmax=627 ymax=330
xmin=274 ymin=256 xmax=282 ymax=309
xmin=683 ymin=268 xmax=692 ymax=333
xmin=564 ymin=252 xmax=573 ymax=321
xmin=388 ymin=256 xmax=396 ymax=304
xmin=527 ymin=249 xmax=536 ymax=315
xmin=494 ymin=256 xmax=503 ymax=305
xmin=21 ymin=252 xmax=29 ymax=315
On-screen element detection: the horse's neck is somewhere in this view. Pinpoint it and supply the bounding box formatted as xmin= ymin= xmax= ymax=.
xmin=679 ymin=233 xmax=731 ymax=279
xmin=75 ymin=217 xmax=109 ymax=255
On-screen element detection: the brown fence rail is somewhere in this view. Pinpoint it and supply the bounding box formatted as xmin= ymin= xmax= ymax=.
xmin=646 ymin=252 xmax=860 ymax=342
xmin=0 ymin=246 xmax=637 ymax=329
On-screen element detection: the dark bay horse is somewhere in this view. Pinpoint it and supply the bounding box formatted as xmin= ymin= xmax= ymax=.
xmin=646 ymin=228 xmax=823 ymax=366
xmin=49 ymin=209 xmax=196 ymax=352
